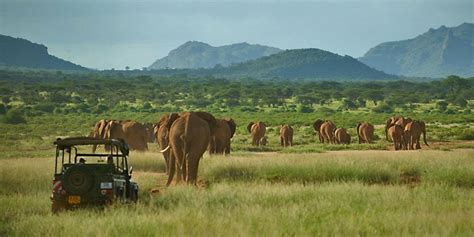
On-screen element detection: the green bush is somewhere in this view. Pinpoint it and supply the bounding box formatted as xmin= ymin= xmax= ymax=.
xmin=297 ymin=105 xmax=314 ymax=113
xmin=0 ymin=104 xmax=6 ymax=115
xmin=372 ymin=102 xmax=393 ymax=113
xmin=0 ymin=109 xmax=26 ymax=124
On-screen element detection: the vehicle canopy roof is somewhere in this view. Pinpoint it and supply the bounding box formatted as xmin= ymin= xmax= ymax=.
xmin=54 ymin=137 xmax=129 ymax=155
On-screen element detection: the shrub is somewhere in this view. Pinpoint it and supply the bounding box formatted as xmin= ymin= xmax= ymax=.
xmin=436 ymin=100 xmax=448 ymax=111
xmin=34 ymin=102 xmax=56 ymax=113
xmin=297 ymin=105 xmax=314 ymax=113
xmin=0 ymin=109 xmax=26 ymax=124
xmin=0 ymin=104 xmax=6 ymax=115
xmin=372 ymin=103 xmax=393 ymax=113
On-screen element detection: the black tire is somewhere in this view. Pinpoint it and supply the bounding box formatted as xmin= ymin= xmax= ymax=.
xmin=62 ymin=165 xmax=94 ymax=195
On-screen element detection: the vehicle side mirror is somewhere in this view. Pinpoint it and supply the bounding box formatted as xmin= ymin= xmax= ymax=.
xmin=129 ymin=166 xmax=133 ymax=175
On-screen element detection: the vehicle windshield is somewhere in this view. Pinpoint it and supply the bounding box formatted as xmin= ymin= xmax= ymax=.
xmin=54 ymin=144 xmax=127 ymax=175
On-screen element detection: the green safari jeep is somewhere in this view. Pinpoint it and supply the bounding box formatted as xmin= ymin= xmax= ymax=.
xmin=51 ymin=137 xmax=138 ymax=213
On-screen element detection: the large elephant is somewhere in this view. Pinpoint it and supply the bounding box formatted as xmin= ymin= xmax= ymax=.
xmin=106 ymin=120 xmax=148 ymax=151
xmin=280 ymin=124 xmax=293 ymax=147
xmin=90 ymin=119 xmax=110 ymax=153
xmin=209 ymin=118 xmax=236 ymax=155
xmin=247 ymin=121 xmax=266 ymax=146
xmin=155 ymin=114 xmax=171 ymax=174
xmin=313 ymin=119 xmax=336 ymax=144
xmin=404 ymin=120 xmax=429 ymax=150
xmin=357 ymin=122 xmax=374 ymax=144
xmin=161 ymin=111 xmax=217 ymax=185
xmin=385 ymin=116 xmax=412 ymax=141
xmin=387 ymin=124 xmax=405 ymax=150
xmin=334 ymin=128 xmax=351 ymax=145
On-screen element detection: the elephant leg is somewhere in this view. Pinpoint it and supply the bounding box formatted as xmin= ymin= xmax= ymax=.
xmin=224 ymin=140 xmax=231 ymax=156
xmin=173 ymin=143 xmax=185 ymax=183
xmin=186 ymin=155 xmax=200 ymax=185
xmin=166 ymin=153 xmax=176 ymax=186
xmin=416 ymin=138 xmax=421 ymax=149
xmin=182 ymin=156 xmax=187 ymax=182
xmin=163 ymin=150 xmax=170 ymax=175
xmin=280 ymin=137 xmax=284 ymax=147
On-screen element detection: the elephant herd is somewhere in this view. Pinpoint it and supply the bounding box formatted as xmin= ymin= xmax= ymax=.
xmin=90 ymin=113 xmax=429 ymax=185
xmin=89 ymin=119 xmax=153 ymax=152
xmin=91 ymin=112 xmax=230 ymax=185
xmin=384 ymin=116 xmax=429 ymax=150
xmin=312 ymin=119 xmax=374 ymax=145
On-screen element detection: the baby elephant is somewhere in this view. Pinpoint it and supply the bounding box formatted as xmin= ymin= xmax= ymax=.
xmin=280 ymin=124 xmax=294 ymax=147
xmin=334 ymin=128 xmax=351 ymax=145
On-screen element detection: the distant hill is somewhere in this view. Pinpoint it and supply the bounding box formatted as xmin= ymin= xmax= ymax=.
xmin=148 ymin=41 xmax=282 ymax=69
xmin=0 ymin=34 xmax=87 ymax=71
xmin=359 ymin=23 xmax=473 ymax=78
xmin=210 ymin=48 xmax=395 ymax=80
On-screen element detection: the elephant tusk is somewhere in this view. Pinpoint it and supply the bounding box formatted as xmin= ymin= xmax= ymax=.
xmin=160 ymin=145 xmax=171 ymax=153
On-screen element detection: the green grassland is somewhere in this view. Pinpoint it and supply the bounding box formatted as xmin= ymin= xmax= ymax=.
xmin=1 ymin=150 xmax=473 ymax=236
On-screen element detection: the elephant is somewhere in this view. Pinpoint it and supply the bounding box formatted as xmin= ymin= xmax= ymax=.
xmin=280 ymin=124 xmax=293 ymax=147
xmin=334 ymin=128 xmax=351 ymax=145
xmin=313 ymin=119 xmax=336 ymax=144
xmin=90 ymin=119 xmax=110 ymax=153
xmin=404 ymin=120 xmax=429 ymax=150
xmin=247 ymin=121 xmax=266 ymax=146
xmin=155 ymin=114 xmax=171 ymax=174
xmin=387 ymin=124 xmax=405 ymax=150
xmin=143 ymin=122 xmax=156 ymax=143
xmin=384 ymin=116 xmax=412 ymax=141
xmin=161 ymin=111 xmax=217 ymax=186
xmin=357 ymin=122 xmax=374 ymax=144
xmin=105 ymin=120 xmax=148 ymax=151
xmin=209 ymin=118 xmax=236 ymax=155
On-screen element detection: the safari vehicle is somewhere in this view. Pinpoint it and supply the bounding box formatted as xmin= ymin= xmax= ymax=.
xmin=51 ymin=137 xmax=138 ymax=213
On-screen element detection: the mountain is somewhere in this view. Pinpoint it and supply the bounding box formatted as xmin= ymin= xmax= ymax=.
xmin=148 ymin=41 xmax=282 ymax=69
xmin=210 ymin=48 xmax=395 ymax=80
xmin=0 ymin=34 xmax=87 ymax=71
xmin=359 ymin=23 xmax=474 ymax=78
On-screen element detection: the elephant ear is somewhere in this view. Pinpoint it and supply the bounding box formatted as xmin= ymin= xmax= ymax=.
xmin=158 ymin=114 xmax=169 ymax=127
xmin=225 ymin=118 xmax=237 ymax=138
xmin=98 ymin=119 xmax=110 ymax=138
xmin=313 ymin=119 xmax=323 ymax=132
xmin=194 ymin=112 xmax=217 ymax=132
xmin=247 ymin=122 xmax=254 ymax=133
xmin=106 ymin=120 xmax=119 ymax=139
xmin=165 ymin=113 xmax=180 ymax=130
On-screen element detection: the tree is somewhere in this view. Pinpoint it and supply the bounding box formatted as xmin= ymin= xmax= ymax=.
xmin=436 ymin=100 xmax=448 ymax=111
xmin=340 ymin=99 xmax=358 ymax=110
xmin=1 ymin=109 xmax=26 ymax=124
xmin=363 ymin=90 xmax=384 ymax=106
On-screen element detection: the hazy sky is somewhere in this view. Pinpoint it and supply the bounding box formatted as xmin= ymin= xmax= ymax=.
xmin=1 ymin=0 xmax=472 ymax=69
